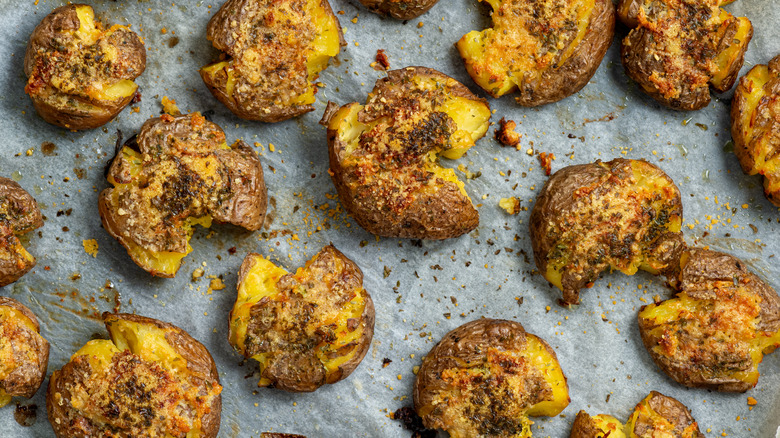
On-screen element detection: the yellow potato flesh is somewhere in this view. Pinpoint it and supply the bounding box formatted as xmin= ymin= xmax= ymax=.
xmin=625 ymin=394 xmax=700 ymax=438
xmin=0 ymin=307 xmax=39 ymax=407
xmin=522 ymin=334 xmax=570 ymax=417
xmin=592 ymin=414 xmax=627 ymax=438
xmin=710 ymin=13 xmax=752 ymax=90
xmin=737 ymin=65 xmax=780 ymax=195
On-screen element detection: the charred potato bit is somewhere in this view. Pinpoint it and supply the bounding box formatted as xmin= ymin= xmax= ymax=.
xmin=570 ymin=392 xmax=704 ymax=438
xmin=456 ymin=0 xmax=615 ymax=106
xmin=0 ymin=297 xmax=49 ymax=408
xmin=323 ymin=67 xmax=491 ymax=239
xmin=47 ymin=313 xmax=222 ymax=438
xmin=414 ymin=319 xmax=569 ymax=437
xmin=0 ymin=177 xmax=43 ymax=287
xmin=358 ymin=0 xmax=440 ymax=20
xmin=24 ymin=4 xmax=145 ymax=130
xmin=618 ymin=0 xmax=752 ymax=111
xmin=530 ymin=158 xmax=684 ymax=305
xmin=99 ymin=113 xmax=267 ymax=277
xmin=200 ymin=0 xmax=344 ymax=122
xmin=730 ymin=55 xmax=780 ymax=205
xmin=229 ymin=245 xmax=375 ymax=392
xmin=638 ymin=248 xmax=780 ymax=392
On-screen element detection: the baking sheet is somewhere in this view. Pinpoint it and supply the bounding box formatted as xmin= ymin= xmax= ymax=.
xmin=1 ymin=0 xmax=779 ymax=436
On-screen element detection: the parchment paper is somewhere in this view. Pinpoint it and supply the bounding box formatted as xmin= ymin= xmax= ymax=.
xmin=0 ymin=0 xmax=779 ymax=436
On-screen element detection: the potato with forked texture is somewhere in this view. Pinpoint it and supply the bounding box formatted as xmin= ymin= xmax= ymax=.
xmin=24 ymin=4 xmax=145 ymax=130
xmin=0 ymin=297 xmax=49 ymax=408
xmin=321 ymin=67 xmax=491 ymax=240
xmin=229 ymin=245 xmax=374 ymax=392
xmin=99 ymin=112 xmax=267 ymax=277
xmin=0 ymin=177 xmax=43 ymax=287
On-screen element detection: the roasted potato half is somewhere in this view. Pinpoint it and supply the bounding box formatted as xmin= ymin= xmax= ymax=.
xmin=47 ymin=313 xmax=222 ymax=437
xmin=456 ymin=0 xmax=615 ymax=106
xmin=229 ymin=245 xmax=375 ymax=392
xmin=322 ymin=67 xmax=491 ymax=239
xmin=99 ymin=112 xmax=267 ymax=277
xmin=0 ymin=297 xmax=49 ymax=408
xmin=200 ymin=0 xmax=344 ymax=122
xmin=0 ymin=177 xmax=43 ymax=287
xmin=570 ymin=391 xmax=704 ymax=438
xmin=357 ymin=0 xmax=440 ymax=20
xmin=618 ymin=0 xmax=752 ymax=111
xmin=638 ymin=248 xmax=780 ymax=392
xmin=730 ymin=54 xmax=780 ymax=206
xmin=414 ymin=319 xmax=570 ymax=437
xmin=530 ymin=158 xmax=684 ymax=306
xmin=24 ymin=4 xmax=145 ymax=130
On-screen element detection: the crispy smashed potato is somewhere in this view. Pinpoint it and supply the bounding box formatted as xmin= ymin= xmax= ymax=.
xmin=47 ymin=313 xmax=222 ymax=437
xmin=0 ymin=297 xmax=49 ymax=408
xmin=24 ymin=4 xmax=145 ymax=130
xmin=358 ymin=0 xmax=440 ymax=20
xmin=731 ymin=54 xmax=780 ymax=206
xmin=619 ymin=0 xmax=752 ymax=110
xmin=571 ymin=391 xmax=704 ymax=438
xmin=229 ymin=245 xmax=375 ymax=392
xmin=414 ymin=319 xmax=569 ymax=437
xmin=99 ymin=112 xmax=267 ymax=277
xmin=530 ymin=158 xmax=684 ymax=305
xmin=456 ymin=0 xmax=615 ymax=106
xmin=638 ymin=248 xmax=780 ymax=392
xmin=322 ymin=66 xmax=491 ymax=239
xmin=0 ymin=177 xmax=43 ymax=287
xmin=200 ymin=0 xmax=344 ymax=122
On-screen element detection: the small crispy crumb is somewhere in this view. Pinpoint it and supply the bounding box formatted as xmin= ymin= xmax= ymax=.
xmin=538 ymin=152 xmax=555 ymax=176
xmin=161 ymin=96 xmax=181 ymax=115
xmin=373 ymin=49 xmax=390 ymax=71
xmin=495 ymin=118 xmax=521 ymax=146
xmin=499 ymin=197 xmax=521 ymax=215
xmin=747 ymin=396 xmax=757 ymax=406
xmin=82 ymin=239 xmax=99 ymax=257
xmin=191 ymin=268 xmax=205 ymax=281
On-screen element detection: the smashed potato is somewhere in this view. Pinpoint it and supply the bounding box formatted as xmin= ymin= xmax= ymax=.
xmin=47 ymin=313 xmax=222 ymax=437
xmin=619 ymin=0 xmax=752 ymax=110
xmin=0 ymin=297 xmax=49 ymax=408
xmin=99 ymin=112 xmax=267 ymax=277
xmin=0 ymin=177 xmax=43 ymax=287
xmin=229 ymin=245 xmax=374 ymax=392
xmin=358 ymin=0 xmax=440 ymax=20
xmin=414 ymin=319 xmax=569 ymax=437
xmin=638 ymin=248 xmax=780 ymax=392
xmin=456 ymin=0 xmax=615 ymax=106
xmin=322 ymin=66 xmax=491 ymax=239
xmin=730 ymin=54 xmax=780 ymax=206
xmin=24 ymin=4 xmax=145 ymax=130
xmin=530 ymin=158 xmax=684 ymax=305
xmin=200 ymin=0 xmax=344 ymax=122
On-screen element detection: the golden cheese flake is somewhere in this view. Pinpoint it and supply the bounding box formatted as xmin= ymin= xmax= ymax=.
xmin=82 ymin=239 xmax=99 ymax=257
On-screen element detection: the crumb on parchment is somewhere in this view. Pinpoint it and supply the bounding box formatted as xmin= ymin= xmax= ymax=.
xmin=82 ymin=239 xmax=98 ymax=257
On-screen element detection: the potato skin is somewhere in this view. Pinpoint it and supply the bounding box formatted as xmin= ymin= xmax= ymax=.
xmin=0 ymin=297 xmax=49 ymax=401
xmin=0 ymin=177 xmax=43 ymax=287
xmin=357 ymin=0 xmax=440 ymax=20
xmin=638 ymin=248 xmax=780 ymax=392
xmin=24 ymin=5 xmax=145 ymax=130
xmin=730 ymin=55 xmax=780 ymax=206
xmin=47 ymin=313 xmax=222 ymax=438
xmin=324 ymin=67 xmax=488 ymax=240
xmin=627 ymin=391 xmax=704 ymax=438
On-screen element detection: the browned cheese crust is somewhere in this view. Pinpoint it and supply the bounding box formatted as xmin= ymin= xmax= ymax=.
xmin=638 ymin=248 xmax=780 ymax=392
xmin=47 ymin=313 xmax=222 ymax=438
xmin=0 ymin=177 xmax=43 ymax=287
xmin=235 ymin=245 xmax=375 ymax=392
xmin=730 ymin=55 xmax=780 ymax=206
xmin=99 ymin=113 xmax=267 ymax=277
xmin=357 ymin=0 xmax=440 ymax=20
xmin=628 ymin=391 xmax=704 ymax=438
xmin=24 ymin=4 xmax=146 ymax=130
xmin=201 ymin=0 xmax=344 ymax=122
xmin=324 ymin=67 xmax=488 ymax=240
xmin=530 ymin=158 xmax=684 ymax=305
xmin=413 ymin=319 xmax=566 ymax=437
xmin=619 ymin=0 xmax=753 ymax=111
xmin=0 ymin=297 xmax=49 ymax=400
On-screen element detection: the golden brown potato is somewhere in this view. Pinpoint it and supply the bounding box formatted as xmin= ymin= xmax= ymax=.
xmin=47 ymin=313 xmax=222 ymax=437
xmin=99 ymin=112 xmax=267 ymax=278
xmin=228 ymin=245 xmax=374 ymax=392
xmin=730 ymin=54 xmax=780 ymax=206
xmin=200 ymin=0 xmax=344 ymax=122
xmin=357 ymin=0 xmax=440 ymax=20
xmin=0 ymin=297 xmax=49 ymax=408
xmin=321 ymin=66 xmax=491 ymax=239
xmin=618 ymin=0 xmax=752 ymax=111
xmin=24 ymin=4 xmax=145 ymax=130
xmin=530 ymin=158 xmax=684 ymax=305
xmin=0 ymin=177 xmax=43 ymax=287
xmin=638 ymin=248 xmax=780 ymax=392
xmin=571 ymin=411 xmax=626 ymax=438
xmin=456 ymin=0 xmax=615 ymax=106
xmin=414 ymin=319 xmax=570 ymax=437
